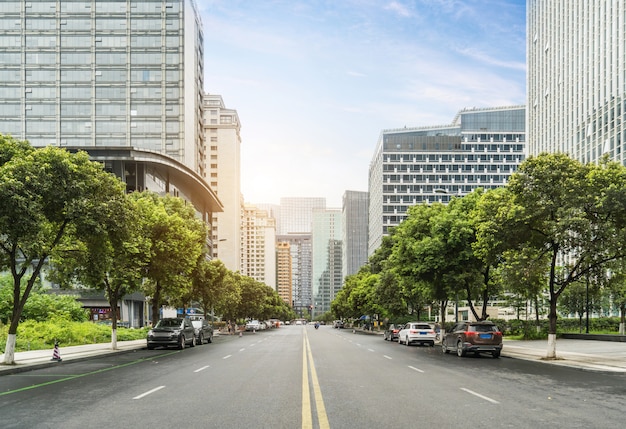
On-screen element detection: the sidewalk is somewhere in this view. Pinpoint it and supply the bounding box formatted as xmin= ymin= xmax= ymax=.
xmin=2 ymin=335 xmax=626 ymax=375
xmin=501 ymin=338 xmax=626 ymax=373
xmin=353 ymin=328 xmax=626 ymax=373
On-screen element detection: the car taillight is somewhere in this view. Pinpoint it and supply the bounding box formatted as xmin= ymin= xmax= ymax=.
xmin=465 ymin=331 xmax=476 ymax=337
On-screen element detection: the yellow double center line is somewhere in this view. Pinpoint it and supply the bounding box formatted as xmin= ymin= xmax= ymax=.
xmin=302 ymin=329 xmax=330 ymax=429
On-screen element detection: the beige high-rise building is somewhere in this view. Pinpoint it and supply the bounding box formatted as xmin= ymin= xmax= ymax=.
xmin=241 ymin=204 xmax=276 ymax=289
xmin=276 ymin=242 xmax=293 ymax=306
xmin=203 ymin=94 xmax=242 ymax=271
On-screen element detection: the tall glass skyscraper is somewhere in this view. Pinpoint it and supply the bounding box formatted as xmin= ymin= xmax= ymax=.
xmin=342 ymin=190 xmax=368 ymax=279
xmin=527 ymin=1 xmax=626 ymax=161
xmin=0 ymin=0 xmax=220 ymax=219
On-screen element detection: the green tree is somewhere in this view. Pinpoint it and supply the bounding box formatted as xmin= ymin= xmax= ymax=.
xmin=48 ymin=191 xmax=149 ymax=349
xmin=0 ymin=141 xmax=122 ymax=364
xmin=130 ymin=192 xmax=207 ymax=325
xmin=485 ymin=153 xmax=626 ymax=358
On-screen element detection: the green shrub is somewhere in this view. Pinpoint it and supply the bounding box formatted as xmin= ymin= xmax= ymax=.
xmin=0 ymin=319 xmax=148 ymax=353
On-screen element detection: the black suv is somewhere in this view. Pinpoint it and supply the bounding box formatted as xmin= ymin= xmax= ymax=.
xmin=147 ymin=317 xmax=196 ymax=350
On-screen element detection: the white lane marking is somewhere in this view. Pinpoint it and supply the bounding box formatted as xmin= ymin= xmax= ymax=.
xmin=383 ymin=355 xmax=392 ymax=360
xmin=223 ymin=354 xmax=232 ymax=359
xmin=133 ymin=386 xmax=165 ymax=400
xmin=367 ymin=348 xmax=375 ymax=352
xmin=250 ymin=343 xmax=256 ymax=347
xmin=194 ymin=365 xmax=210 ymax=373
xmin=460 ymin=388 xmax=500 ymax=404
xmin=239 ymin=348 xmax=246 ymax=352
xmin=408 ymin=366 xmax=424 ymax=373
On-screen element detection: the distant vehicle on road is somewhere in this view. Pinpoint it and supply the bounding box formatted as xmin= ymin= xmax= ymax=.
xmin=383 ymin=324 xmax=403 ymax=341
xmin=147 ymin=317 xmax=196 ymax=350
xmin=191 ymin=319 xmax=213 ymax=345
xmin=441 ymin=321 xmax=503 ymax=358
xmin=398 ymin=322 xmax=437 ymax=346
xmin=333 ymin=320 xmax=344 ymax=329
xmin=246 ymin=320 xmax=261 ymax=331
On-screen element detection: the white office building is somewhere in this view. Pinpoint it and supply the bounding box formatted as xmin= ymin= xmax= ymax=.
xmin=368 ymin=106 xmax=526 ymax=255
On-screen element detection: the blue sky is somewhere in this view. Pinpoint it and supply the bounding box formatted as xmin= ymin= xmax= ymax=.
xmin=199 ymin=0 xmax=527 ymax=207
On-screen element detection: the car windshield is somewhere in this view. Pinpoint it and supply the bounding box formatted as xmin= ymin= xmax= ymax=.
xmin=469 ymin=324 xmax=497 ymax=332
xmin=156 ymin=319 xmax=181 ymax=328
xmin=415 ymin=324 xmax=431 ymax=329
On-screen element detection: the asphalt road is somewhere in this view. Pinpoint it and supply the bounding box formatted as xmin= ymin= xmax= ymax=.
xmin=1 ymin=326 xmax=625 ymax=428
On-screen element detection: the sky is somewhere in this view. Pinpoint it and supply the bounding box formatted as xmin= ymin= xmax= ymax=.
xmin=199 ymin=0 xmax=527 ymax=208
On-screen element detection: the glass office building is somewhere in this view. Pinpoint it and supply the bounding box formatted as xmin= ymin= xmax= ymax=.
xmin=0 ymin=0 xmax=220 ymax=220
xmin=527 ymin=1 xmax=626 ymax=162
xmin=368 ymin=106 xmax=526 ymax=255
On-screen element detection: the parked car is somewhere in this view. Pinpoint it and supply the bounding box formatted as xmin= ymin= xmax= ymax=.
xmin=333 ymin=320 xmax=344 ymax=329
xmin=441 ymin=321 xmax=503 ymax=358
xmin=383 ymin=324 xmax=403 ymax=341
xmin=147 ymin=317 xmax=196 ymax=350
xmin=246 ymin=320 xmax=261 ymax=331
xmin=191 ymin=319 xmax=214 ymax=345
xmin=398 ymin=322 xmax=437 ymax=346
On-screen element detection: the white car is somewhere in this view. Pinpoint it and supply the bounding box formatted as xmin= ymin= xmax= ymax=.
xmin=245 ymin=320 xmax=261 ymax=331
xmin=398 ymin=322 xmax=437 ymax=346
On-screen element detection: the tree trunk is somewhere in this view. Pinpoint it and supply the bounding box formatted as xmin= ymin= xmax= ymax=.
xmin=2 ymin=334 xmax=17 ymax=365
xmin=619 ymin=302 xmax=626 ymax=335
xmin=546 ymin=295 xmax=558 ymax=359
xmin=151 ymin=283 xmax=161 ymax=326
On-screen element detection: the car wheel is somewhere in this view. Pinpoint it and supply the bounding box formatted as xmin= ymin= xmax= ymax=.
xmin=198 ymin=333 xmax=204 ymax=345
xmin=147 ymin=344 xmax=155 ymax=350
xmin=456 ymin=340 xmax=466 ymax=357
xmin=179 ymin=335 xmax=185 ymax=350
xmin=207 ymin=335 xmax=213 ymax=343
xmin=430 ymin=341 xmax=435 ymax=347
xmin=492 ymin=350 xmax=501 ymax=358
xmin=405 ymin=338 xmax=410 ymax=346
xmin=442 ymin=340 xmax=449 ymax=354
xmin=190 ymin=336 xmax=196 ymax=347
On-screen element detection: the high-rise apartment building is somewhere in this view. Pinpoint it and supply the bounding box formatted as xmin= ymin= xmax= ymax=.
xmin=342 ymin=190 xmax=369 ymax=279
xmin=241 ymin=204 xmax=276 ymax=289
xmin=527 ymin=1 xmax=626 ymax=161
xmin=369 ymin=106 xmax=526 ymax=255
xmin=277 ymin=233 xmax=312 ymax=312
xmin=276 ymin=242 xmax=293 ymax=306
xmin=0 ymin=0 xmax=221 ymax=220
xmin=203 ymin=94 xmax=242 ymax=271
xmin=312 ymin=209 xmax=342 ymax=317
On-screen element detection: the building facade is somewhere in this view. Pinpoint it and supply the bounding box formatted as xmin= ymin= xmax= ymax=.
xmin=368 ymin=106 xmax=526 ymax=255
xmin=312 ymin=209 xmax=343 ymax=317
xmin=241 ymin=204 xmax=277 ymax=289
xmin=527 ymin=1 xmax=626 ymax=162
xmin=277 ymin=233 xmax=312 ymax=313
xmin=342 ymin=190 xmax=369 ymax=279
xmin=278 ymin=197 xmax=326 ymax=235
xmin=275 ymin=241 xmax=293 ymax=306
xmin=203 ymin=93 xmax=242 ymax=271
xmin=0 ymin=0 xmax=221 ymax=222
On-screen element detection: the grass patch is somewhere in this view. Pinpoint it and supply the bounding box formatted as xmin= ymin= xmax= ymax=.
xmin=0 ymin=320 xmax=148 ymax=353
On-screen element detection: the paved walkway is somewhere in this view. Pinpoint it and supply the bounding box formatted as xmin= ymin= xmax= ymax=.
xmin=2 ymin=334 xmax=626 ymax=375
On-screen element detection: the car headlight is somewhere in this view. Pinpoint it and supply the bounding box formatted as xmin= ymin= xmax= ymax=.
xmin=147 ymin=330 xmax=154 ymax=338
